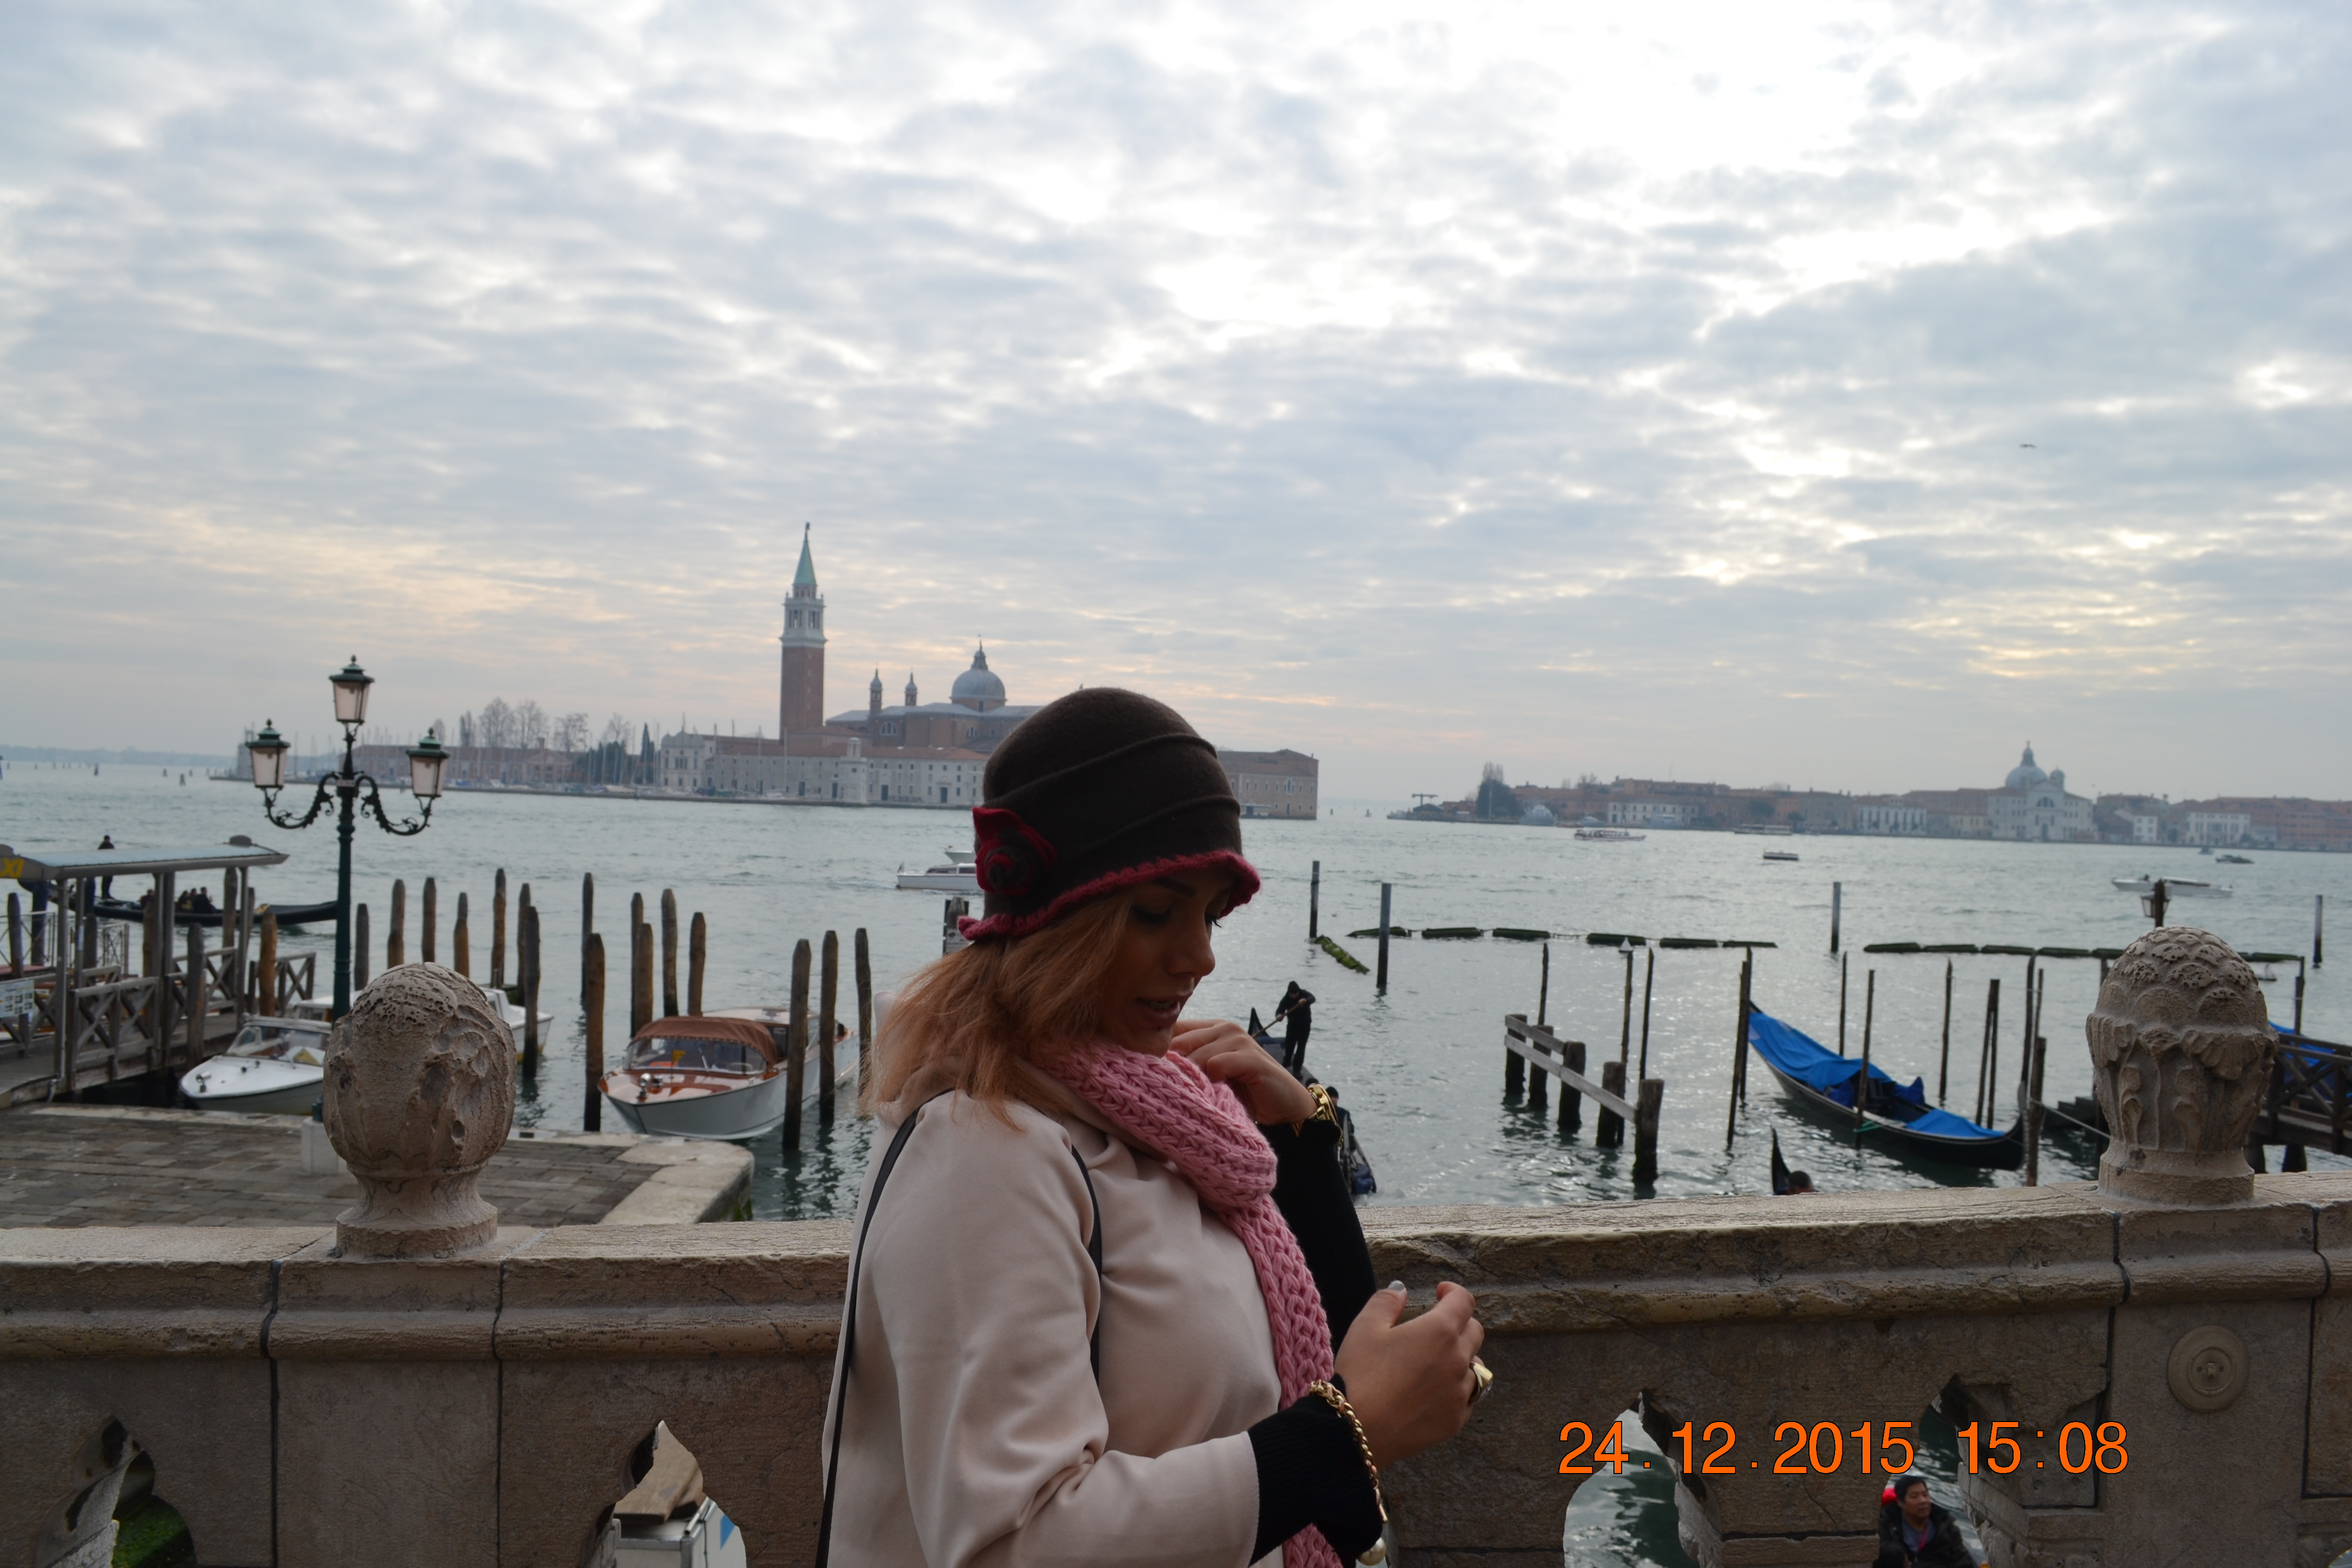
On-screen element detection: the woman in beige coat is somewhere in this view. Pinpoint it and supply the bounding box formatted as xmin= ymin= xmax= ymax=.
xmin=820 ymin=688 xmax=1486 ymax=1568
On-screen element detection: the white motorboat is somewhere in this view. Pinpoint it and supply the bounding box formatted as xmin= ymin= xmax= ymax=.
xmin=2111 ymin=875 xmax=2233 ymax=898
xmin=896 ymin=850 xmax=979 ymax=893
xmin=602 ymin=1017 xmax=790 ymax=1141
xmin=600 ymin=1010 xmax=857 ymax=1141
xmin=179 ymin=1017 xmax=334 ymax=1115
xmin=1574 ymin=828 xmax=1647 ymax=842
xmin=287 ymin=982 xmax=548 ymax=1055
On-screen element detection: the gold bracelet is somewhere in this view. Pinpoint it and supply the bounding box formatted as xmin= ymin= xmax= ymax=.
xmin=1304 ymin=1379 xmax=1389 ymax=1565
xmin=1291 ymin=1083 xmax=1339 ymax=1135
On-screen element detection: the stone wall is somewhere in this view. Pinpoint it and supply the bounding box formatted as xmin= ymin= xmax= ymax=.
xmin=9 ymin=1179 xmax=2352 ymax=1567
xmin=10 ymin=928 xmax=2340 ymax=1567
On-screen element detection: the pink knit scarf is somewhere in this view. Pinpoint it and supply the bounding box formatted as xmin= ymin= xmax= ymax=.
xmin=1045 ymin=1043 xmax=1343 ymax=1568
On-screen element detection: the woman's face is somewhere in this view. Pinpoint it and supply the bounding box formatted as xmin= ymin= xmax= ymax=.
xmin=1097 ymin=871 xmax=1235 ymax=1054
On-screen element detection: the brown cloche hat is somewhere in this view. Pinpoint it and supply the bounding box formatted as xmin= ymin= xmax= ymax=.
xmin=959 ymin=688 xmax=1260 ymax=940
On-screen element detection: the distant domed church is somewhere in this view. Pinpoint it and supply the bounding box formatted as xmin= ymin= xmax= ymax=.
xmin=1989 ymin=743 xmax=2093 ymax=841
xmin=831 ymin=642 xmax=1040 ymax=754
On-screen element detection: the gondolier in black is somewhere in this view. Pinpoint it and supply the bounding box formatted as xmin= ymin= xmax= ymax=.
xmin=1277 ymin=980 xmax=1316 ymax=1076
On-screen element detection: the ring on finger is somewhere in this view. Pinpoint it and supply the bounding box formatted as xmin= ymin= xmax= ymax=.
xmin=1467 ymin=1356 xmax=1494 ymax=1405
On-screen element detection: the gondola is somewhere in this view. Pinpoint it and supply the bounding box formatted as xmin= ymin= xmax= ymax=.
xmin=88 ymin=896 xmax=338 ymax=929
xmin=1747 ymin=1008 xmax=2027 ymax=1170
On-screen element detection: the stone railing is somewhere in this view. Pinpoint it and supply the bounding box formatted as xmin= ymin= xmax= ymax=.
xmin=8 ymin=930 xmax=2348 ymax=1567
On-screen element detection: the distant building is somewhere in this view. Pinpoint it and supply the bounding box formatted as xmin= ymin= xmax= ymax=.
xmin=2184 ymin=811 xmax=2253 ymax=847
xmin=1220 ymin=749 xmax=1318 ymax=819
xmin=827 ymin=647 xmax=1043 ymax=756
xmin=1855 ymin=800 xmax=1927 ymax=835
xmin=1986 ymin=745 xmax=2094 ymax=842
xmin=778 ymin=526 xmax=828 ymax=738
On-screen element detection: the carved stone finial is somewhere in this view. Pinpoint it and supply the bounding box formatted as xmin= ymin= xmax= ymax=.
xmin=324 ymin=963 xmax=516 ymax=1257
xmin=2087 ymin=927 xmax=2274 ymax=1204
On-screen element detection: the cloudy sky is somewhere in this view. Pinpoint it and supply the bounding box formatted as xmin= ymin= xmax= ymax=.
xmin=4 ymin=0 xmax=2347 ymax=800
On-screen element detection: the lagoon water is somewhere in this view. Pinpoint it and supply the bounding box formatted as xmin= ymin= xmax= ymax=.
xmin=9 ymin=764 xmax=2348 ymax=1563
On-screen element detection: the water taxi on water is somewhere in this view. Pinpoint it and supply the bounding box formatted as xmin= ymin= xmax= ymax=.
xmin=896 ymin=851 xmax=979 ymax=893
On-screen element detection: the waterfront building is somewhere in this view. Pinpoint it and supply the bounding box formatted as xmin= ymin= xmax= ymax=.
xmin=2184 ymin=811 xmax=2254 ymax=847
xmin=1986 ymin=744 xmax=2095 ymax=841
xmin=1219 ymin=749 xmax=1318 ymax=819
xmin=1853 ymin=800 xmax=1927 ymax=835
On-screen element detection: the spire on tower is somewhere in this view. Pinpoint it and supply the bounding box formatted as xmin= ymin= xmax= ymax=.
xmin=793 ymin=523 xmax=819 ymax=597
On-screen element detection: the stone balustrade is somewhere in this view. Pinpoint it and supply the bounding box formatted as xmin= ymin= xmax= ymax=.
xmin=8 ymin=931 xmax=2347 ymax=1567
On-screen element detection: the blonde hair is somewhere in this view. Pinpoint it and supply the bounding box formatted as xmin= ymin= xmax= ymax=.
xmin=869 ymin=896 xmax=1131 ymax=1116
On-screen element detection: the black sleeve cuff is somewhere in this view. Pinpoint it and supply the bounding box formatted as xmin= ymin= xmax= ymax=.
xmin=1246 ymin=1385 xmax=1383 ymax=1562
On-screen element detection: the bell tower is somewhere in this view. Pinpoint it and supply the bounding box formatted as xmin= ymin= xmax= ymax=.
xmin=779 ymin=524 xmax=826 ymax=736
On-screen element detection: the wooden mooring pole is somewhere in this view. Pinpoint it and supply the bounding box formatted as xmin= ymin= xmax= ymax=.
xmin=1536 ymin=940 xmax=1550 ymax=1027
xmin=1559 ymin=1035 xmax=1584 ymax=1134
xmin=1309 ymin=861 xmax=1320 ymax=940
xmin=688 ymin=913 xmax=706 ymax=1015
xmin=258 ymin=912 xmax=279 ymax=1016
xmin=1597 ymin=1060 xmax=1626 ymax=1148
xmin=388 ymin=879 xmax=406 ymax=969
xmin=1616 ymin=944 xmax=1635 ymax=1068
xmin=492 ymin=868 xmax=508 ymax=989
xmin=2317 ymin=894 xmax=2326 ymax=970
xmin=521 ymin=902 xmax=542 ymax=1077
xmin=579 ymin=873 xmax=593 ymax=1004
xmin=660 ymin=890 xmax=680 ymax=1018
xmin=1836 ymin=953 xmax=1849 ymax=1055
xmin=1376 ymin=884 xmax=1392 ymax=993
xmin=422 ymin=877 xmax=437 ymax=966
xmin=1633 ymin=1077 xmax=1663 ymax=1183
xmin=1937 ymin=959 xmax=1953 ymax=1106
xmin=631 ymin=920 xmax=653 ymax=1037
xmin=1856 ymin=968 xmax=1875 ymax=1144
xmin=7 ymin=893 xmax=20 ymax=973
xmin=1830 ymin=880 xmax=1842 ymax=954
xmin=855 ymin=928 xmax=875 ymax=1098
xmin=1975 ymin=978 xmax=2000 ymax=1127
xmin=582 ymin=934 xmax=605 ymax=1133
xmin=784 ymin=938 xmax=812 ymax=1149
xmin=453 ymin=893 xmax=471 ymax=979
xmin=1635 ymin=946 xmax=1656 ymax=1081
xmin=1724 ymin=951 xmax=1752 ymax=1155
xmin=2024 ymin=1031 xmax=2048 ymax=1186
xmin=184 ymin=925 xmax=206 ymax=1065
xmin=820 ymin=930 xmax=840 ymax=1116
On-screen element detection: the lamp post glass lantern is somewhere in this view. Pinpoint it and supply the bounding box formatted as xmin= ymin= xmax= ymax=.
xmin=251 ymin=658 xmax=439 ymax=1018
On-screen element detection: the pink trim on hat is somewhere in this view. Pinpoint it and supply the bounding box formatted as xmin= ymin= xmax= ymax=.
xmin=956 ymin=850 xmax=1262 ymax=941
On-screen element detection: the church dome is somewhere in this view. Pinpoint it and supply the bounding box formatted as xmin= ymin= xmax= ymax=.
xmin=951 ymin=645 xmax=1006 ymax=711
xmin=2005 ymin=744 xmax=2048 ymax=792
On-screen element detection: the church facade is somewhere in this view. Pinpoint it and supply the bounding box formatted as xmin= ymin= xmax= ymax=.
xmin=1986 ymin=744 xmax=2095 ymax=841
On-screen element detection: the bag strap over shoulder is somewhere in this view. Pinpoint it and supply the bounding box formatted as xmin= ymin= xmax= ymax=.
xmin=814 ymin=1093 xmax=1104 ymax=1567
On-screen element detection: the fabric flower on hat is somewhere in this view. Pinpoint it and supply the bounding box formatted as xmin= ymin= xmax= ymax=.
xmin=972 ymin=806 xmax=1058 ymax=897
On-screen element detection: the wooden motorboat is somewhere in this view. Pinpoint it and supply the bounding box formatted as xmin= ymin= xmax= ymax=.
xmin=179 ymin=1018 xmax=334 ymax=1115
xmin=1746 ymin=1008 xmax=2025 ymax=1171
xmin=1762 ymin=850 xmax=1800 ymax=862
xmin=92 ymin=895 xmax=338 ymax=928
xmin=896 ymin=851 xmax=979 ymax=893
xmin=603 ymin=1017 xmax=792 ymax=1141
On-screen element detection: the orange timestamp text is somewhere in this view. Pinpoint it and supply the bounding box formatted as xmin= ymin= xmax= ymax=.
xmin=1559 ymin=1419 xmax=2129 ymax=1477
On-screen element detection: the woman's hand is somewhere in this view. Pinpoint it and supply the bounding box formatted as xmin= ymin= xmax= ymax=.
xmin=1332 ymin=1282 xmax=1484 ymax=1468
xmin=1174 ymin=1018 xmax=1317 ymax=1126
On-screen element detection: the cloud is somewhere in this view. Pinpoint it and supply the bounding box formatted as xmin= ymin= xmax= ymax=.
xmin=1 ymin=0 xmax=2347 ymax=799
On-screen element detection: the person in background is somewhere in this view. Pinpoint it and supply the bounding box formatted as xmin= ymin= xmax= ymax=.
xmin=1785 ymin=1170 xmax=1815 ymax=1194
xmin=1278 ymin=980 xmax=1316 ymax=1076
xmin=97 ymin=835 xmax=115 ymax=898
xmin=1874 ymin=1474 xmax=1972 ymax=1567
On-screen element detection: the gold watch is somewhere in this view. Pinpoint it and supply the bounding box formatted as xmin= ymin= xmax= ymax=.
xmin=1292 ymin=1083 xmax=1339 ymax=1135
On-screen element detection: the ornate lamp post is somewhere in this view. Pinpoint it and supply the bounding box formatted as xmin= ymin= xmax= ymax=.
xmin=247 ymin=657 xmax=448 ymax=1018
